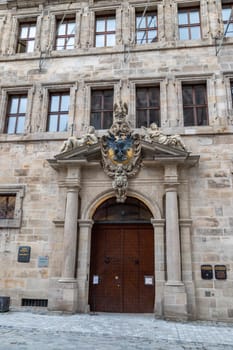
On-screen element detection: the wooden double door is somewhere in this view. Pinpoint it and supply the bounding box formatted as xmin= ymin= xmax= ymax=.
xmin=89 ymin=224 xmax=155 ymax=313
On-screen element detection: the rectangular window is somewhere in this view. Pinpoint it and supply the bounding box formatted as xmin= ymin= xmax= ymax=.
xmin=222 ymin=5 xmax=233 ymax=37
xmin=5 ymin=94 xmax=27 ymax=134
xmin=55 ymin=18 xmax=76 ymax=50
xmin=47 ymin=92 xmax=70 ymax=132
xmin=178 ymin=8 xmax=201 ymax=40
xmin=231 ymin=81 xmax=233 ymax=106
xmin=0 ymin=194 xmax=16 ymax=219
xmin=91 ymin=89 xmax=113 ymax=129
xmin=95 ymin=15 xmax=116 ymax=47
xmin=182 ymin=84 xmax=208 ymax=126
xmin=136 ymin=11 xmax=157 ymax=44
xmin=136 ymin=87 xmax=160 ymax=127
xmin=17 ymin=22 xmax=36 ymax=53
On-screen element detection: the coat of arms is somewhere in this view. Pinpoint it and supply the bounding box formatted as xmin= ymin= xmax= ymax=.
xmin=101 ymin=102 xmax=141 ymax=202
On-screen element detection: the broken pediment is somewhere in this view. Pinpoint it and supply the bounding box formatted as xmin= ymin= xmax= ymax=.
xmin=48 ymin=102 xmax=199 ymax=201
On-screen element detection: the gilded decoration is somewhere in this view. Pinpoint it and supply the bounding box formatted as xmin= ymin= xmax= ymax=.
xmin=101 ymin=102 xmax=141 ymax=203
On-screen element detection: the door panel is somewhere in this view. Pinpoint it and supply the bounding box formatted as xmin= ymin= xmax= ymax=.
xmin=89 ymin=224 xmax=154 ymax=313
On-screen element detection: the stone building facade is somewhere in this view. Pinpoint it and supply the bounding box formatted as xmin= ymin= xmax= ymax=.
xmin=0 ymin=0 xmax=233 ymax=321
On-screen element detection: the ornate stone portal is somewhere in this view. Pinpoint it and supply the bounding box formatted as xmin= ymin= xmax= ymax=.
xmin=48 ymin=103 xmax=199 ymax=318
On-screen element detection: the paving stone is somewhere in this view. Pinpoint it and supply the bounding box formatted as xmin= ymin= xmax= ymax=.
xmin=0 ymin=312 xmax=233 ymax=350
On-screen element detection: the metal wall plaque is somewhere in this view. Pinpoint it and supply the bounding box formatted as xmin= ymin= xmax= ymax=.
xmin=215 ymin=265 xmax=227 ymax=280
xmin=18 ymin=246 xmax=31 ymax=263
xmin=144 ymin=276 xmax=154 ymax=285
xmin=201 ymin=265 xmax=213 ymax=280
xmin=38 ymin=256 xmax=49 ymax=268
xmin=93 ymin=275 xmax=99 ymax=285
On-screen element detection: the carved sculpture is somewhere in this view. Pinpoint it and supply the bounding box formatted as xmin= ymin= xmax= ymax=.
xmin=142 ymin=123 xmax=186 ymax=150
xmin=60 ymin=126 xmax=98 ymax=153
xmin=112 ymin=164 xmax=128 ymax=203
xmin=101 ymin=101 xmax=142 ymax=203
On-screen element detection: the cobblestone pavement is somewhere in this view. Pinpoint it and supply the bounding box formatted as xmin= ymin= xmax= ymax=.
xmin=0 ymin=311 xmax=233 ymax=350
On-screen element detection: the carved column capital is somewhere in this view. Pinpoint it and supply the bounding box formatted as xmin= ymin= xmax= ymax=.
xmin=65 ymin=165 xmax=82 ymax=190
xmin=151 ymin=219 xmax=165 ymax=228
xmin=164 ymin=163 xmax=179 ymax=184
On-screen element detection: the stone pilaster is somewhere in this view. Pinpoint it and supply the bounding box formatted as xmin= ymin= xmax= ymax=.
xmin=151 ymin=219 xmax=165 ymax=317
xmin=77 ymin=220 xmax=93 ymax=313
xmin=53 ymin=166 xmax=81 ymax=312
xmin=180 ymin=219 xmax=197 ymax=320
xmin=164 ymin=164 xmax=188 ymax=320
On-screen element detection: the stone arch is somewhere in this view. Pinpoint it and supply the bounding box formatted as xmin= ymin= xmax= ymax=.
xmin=82 ymin=189 xmax=162 ymax=221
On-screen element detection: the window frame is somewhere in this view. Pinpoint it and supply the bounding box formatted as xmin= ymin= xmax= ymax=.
xmin=90 ymin=88 xmax=114 ymax=129
xmin=182 ymin=83 xmax=209 ymax=126
xmin=178 ymin=7 xmax=202 ymax=41
xmin=17 ymin=21 xmax=37 ymax=53
xmin=221 ymin=4 xmax=233 ymax=37
xmin=46 ymin=91 xmax=70 ymax=132
xmin=0 ymin=186 xmax=25 ymax=228
xmin=136 ymin=86 xmax=161 ymax=128
xmin=95 ymin=14 xmax=116 ymax=47
xmin=135 ymin=10 xmax=158 ymax=44
xmin=8 ymin=15 xmax=41 ymax=55
xmin=0 ymin=194 xmax=16 ymax=220
xmin=4 ymin=93 xmax=28 ymax=134
xmin=55 ymin=17 xmax=76 ymax=50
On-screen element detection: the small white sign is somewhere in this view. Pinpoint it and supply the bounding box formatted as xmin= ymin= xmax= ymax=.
xmin=144 ymin=276 xmax=154 ymax=285
xmin=93 ymin=275 xmax=99 ymax=285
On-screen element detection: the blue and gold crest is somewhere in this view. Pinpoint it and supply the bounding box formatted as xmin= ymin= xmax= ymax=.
xmin=101 ymin=102 xmax=142 ymax=202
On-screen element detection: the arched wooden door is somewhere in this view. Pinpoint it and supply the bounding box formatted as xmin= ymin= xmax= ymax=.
xmin=88 ymin=198 xmax=155 ymax=313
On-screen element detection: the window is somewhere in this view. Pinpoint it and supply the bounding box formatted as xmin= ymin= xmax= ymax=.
xmin=178 ymin=8 xmax=201 ymax=40
xmin=5 ymin=94 xmax=27 ymax=134
xmin=47 ymin=92 xmax=70 ymax=132
xmin=222 ymin=5 xmax=233 ymax=37
xmin=95 ymin=15 xmax=116 ymax=47
xmin=17 ymin=22 xmax=36 ymax=53
xmin=0 ymin=194 xmax=16 ymax=219
xmin=55 ymin=18 xmax=76 ymax=50
xmin=182 ymin=84 xmax=208 ymax=126
xmin=0 ymin=186 xmax=24 ymax=228
xmin=136 ymin=87 xmax=160 ymax=127
xmin=231 ymin=81 xmax=233 ymax=106
xmin=91 ymin=89 xmax=113 ymax=129
xmin=136 ymin=11 xmax=157 ymax=44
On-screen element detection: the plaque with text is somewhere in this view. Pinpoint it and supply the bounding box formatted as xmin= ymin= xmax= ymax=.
xmin=201 ymin=265 xmax=213 ymax=280
xmin=38 ymin=256 xmax=49 ymax=268
xmin=214 ymin=265 xmax=227 ymax=280
xmin=18 ymin=246 xmax=31 ymax=263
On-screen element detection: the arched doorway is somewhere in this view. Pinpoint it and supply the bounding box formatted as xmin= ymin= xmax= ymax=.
xmin=88 ymin=197 xmax=155 ymax=313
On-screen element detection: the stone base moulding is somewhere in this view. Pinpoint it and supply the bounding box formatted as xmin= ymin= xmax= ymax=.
xmin=48 ymin=278 xmax=78 ymax=313
xmin=164 ymin=282 xmax=188 ymax=321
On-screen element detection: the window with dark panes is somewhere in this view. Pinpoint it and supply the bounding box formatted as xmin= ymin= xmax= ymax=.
xmin=0 ymin=194 xmax=16 ymax=219
xmin=178 ymin=8 xmax=201 ymax=40
xmin=91 ymin=89 xmax=113 ymax=129
xmin=222 ymin=5 xmax=233 ymax=37
xmin=231 ymin=82 xmax=233 ymax=106
xmin=136 ymin=11 xmax=157 ymax=44
xmin=47 ymin=92 xmax=70 ymax=132
xmin=95 ymin=15 xmax=116 ymax=47
xmin=136 ymin=87 xmax=160 ymax=127
xmin=17 ymin=22 xmax=36 ymax=53
xmin=182 ymin=84 xmax=208 ymax=126
xmin=5 ymin=95 xmax=27 ymax=134
xmin=55 ymin=18 xmax=76 ymax=50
